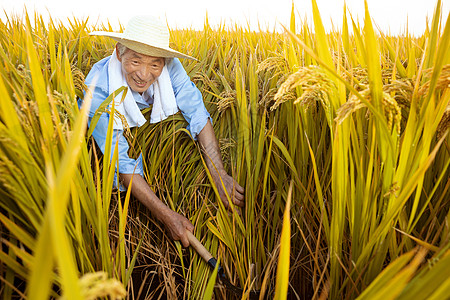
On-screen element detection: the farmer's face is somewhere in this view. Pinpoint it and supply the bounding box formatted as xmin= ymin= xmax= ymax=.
xmin=117 ymin=47 xmax=165 ymax=94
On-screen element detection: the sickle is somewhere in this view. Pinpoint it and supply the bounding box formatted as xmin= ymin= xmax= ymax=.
xmin=186 ymin=231 xmax=260 ymax=299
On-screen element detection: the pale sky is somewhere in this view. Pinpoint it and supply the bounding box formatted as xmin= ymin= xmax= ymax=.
xmin=1 ymin=0 xmax=449 ymax=35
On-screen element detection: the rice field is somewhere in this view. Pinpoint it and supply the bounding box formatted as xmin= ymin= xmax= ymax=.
xmin=0 ymin=0 xmax=449 ymax=299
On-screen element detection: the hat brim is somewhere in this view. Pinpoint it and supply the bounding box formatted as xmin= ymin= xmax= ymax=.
xmin=90 ymin=31 xmax=197 ymax=60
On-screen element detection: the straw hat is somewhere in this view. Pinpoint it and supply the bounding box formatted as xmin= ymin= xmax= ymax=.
xmin=90 ymin=15 xmax=196 ymax=60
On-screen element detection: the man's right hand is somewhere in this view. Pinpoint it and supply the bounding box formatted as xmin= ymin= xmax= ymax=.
xmin=158 ymin=209 xmax=194 ymax=247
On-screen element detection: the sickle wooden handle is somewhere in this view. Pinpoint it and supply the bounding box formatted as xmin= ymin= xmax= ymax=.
xmin=186 ymin=230 xmax=213 ymax=263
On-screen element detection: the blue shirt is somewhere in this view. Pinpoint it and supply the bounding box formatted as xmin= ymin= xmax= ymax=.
xmin=82 ymin=55 xmax=210 ymax=183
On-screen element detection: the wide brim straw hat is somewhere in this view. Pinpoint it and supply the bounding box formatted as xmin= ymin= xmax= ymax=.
xmin=90 ymin=15 xmax=196 ymax=60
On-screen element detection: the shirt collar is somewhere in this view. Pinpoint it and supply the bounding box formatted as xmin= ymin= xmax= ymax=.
xmin=131 ymin=85 xmax=154 ymax=106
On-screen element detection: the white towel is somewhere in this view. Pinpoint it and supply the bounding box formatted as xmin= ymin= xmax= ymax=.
xmin=150 ymin=64 xmax=179 ymax=123
xmin=108 ymin=49 xmax=179 ymax=130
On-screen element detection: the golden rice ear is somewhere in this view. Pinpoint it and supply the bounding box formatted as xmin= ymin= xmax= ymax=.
xmin=436 ymin=105 xmax=450 ymax=140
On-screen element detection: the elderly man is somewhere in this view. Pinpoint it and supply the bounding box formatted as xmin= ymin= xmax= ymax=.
xmin=84 ymin=16 xmax=244 ymax=247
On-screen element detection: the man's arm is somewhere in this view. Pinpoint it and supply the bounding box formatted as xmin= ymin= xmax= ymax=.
xmin=119 ymin=173 xmax=194 ymax=247
xmin=167 ymin=59 xmax=244 ymax=210
xmin=197 ymin=120 xmax=245 ymax=211
xmin=85 ymin=86 xmax=194 ymax=247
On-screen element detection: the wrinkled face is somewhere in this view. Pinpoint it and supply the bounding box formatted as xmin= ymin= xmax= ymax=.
xmin=117 ymin=46 xmax=165 ymax=94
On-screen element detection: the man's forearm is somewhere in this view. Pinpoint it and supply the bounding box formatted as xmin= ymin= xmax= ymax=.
xmin=119 ymin=173 xmax=176 ymax=228
xmin=119 ymin=173 xmax=194 ymax=246
xmin=119 ymin=173 xmax=172 ymax=222
xmin=197 ymin=120 xmax=226 ymax=179
xmin=197 ymin=120 xmax=245 ymax=209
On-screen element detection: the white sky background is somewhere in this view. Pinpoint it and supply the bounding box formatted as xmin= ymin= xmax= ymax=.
xmin=0 ymin=0 xmax=449 ymax=35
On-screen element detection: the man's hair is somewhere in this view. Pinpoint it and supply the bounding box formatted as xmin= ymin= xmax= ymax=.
xmin=116 ymin=42 xmax=170 ymax=64
xmin=116 ymin=43 xmax=128 ymax=58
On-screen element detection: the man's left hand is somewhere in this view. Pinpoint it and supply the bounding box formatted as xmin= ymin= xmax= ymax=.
xmin=213 ymin=169 xmax=245 ymax=211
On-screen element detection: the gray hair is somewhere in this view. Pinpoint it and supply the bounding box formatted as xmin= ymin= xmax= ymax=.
xmin=116 ymin=43 xmax=128 ymax=58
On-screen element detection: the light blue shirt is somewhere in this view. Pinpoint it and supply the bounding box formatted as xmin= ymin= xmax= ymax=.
xmin=81 ymin=55 xmax=211 ymax=184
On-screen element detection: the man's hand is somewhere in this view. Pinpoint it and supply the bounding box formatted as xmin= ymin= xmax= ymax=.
xmin=213 ymin=169 xmax=245 ymax=210
xmin=120 ymin=173 xmax=194 ymax=247
xmin=197 ymin=120 xmax=245 ymax=212
xmin=159 ymin=209 xmax=194 ymax=247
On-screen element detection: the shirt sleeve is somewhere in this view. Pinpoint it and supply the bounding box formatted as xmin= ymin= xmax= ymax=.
xmin=87 ymin=86 xmax=144 ymax=177
xmin=168 ymin=58 xmax=211 ymax=140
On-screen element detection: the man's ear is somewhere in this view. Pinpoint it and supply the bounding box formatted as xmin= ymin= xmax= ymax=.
xmin=116 ymin=45 xmax=122 ymax=62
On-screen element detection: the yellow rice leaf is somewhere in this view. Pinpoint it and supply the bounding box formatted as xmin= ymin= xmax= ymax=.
xmin=44 ymin=73 xmax=94 ymax=300
xmin=356 ymin=249 xmax=425 ymax=300
xmin=426 ymin=278 xmax=450 ymax=300
xmin=356 ymin=129 xmax=446 ymax=264
xmin=423 ymin=8 xmax=450 ymax=105
xmin=274 ymin=182 xmax=292 ymax=300
xmin=341 ymin=4 xmax=354 ymax=67
xmin=48 ymin=22 xmax=57 ymax=87
xmin=394 ymin=228 xmax=440 ymax=252
xmin=290 ymin=2 xmax=296 ymax=34
xmin=25 ymin=23 xmax=53 ymax=145
xmin=0 ymin=212 xmax=35 ymax=250
xmin=203 ymin=257 xmax=220 ymax=300
xmin=379 ymin=32 xmax=407 ymax=78
xmin=363 ymin=0 xmax=383 ymax=110
xmin=306 ymin=137 xmax=329 ymax=233
xmin=28 ymin=217 xmax=54 ymax=300
xmin=406 ymin=39 xmax=417 ymax=78
xmin=423 ymin=0 xmax=442 ymax=69
xmin=311 ymin=0 xmax=334 ymax=70
xmin=397 ymin=250 xmax=450 ymax=299
xmin=207 ymin=221 xmax=231 ymax=250
xmin=349 ymin=15 xmax=366 ymax=67
xmin=0 ymin=249 xmax=29 ymax=281
xmin=0 ymin=76 xmax=28 ymax=150
xmin=271 ymin=136 xmax=300 ymax=182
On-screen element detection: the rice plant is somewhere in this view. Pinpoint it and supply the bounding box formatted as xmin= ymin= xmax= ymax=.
xmin=0 ymin=0 xmax=449 ymax=299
